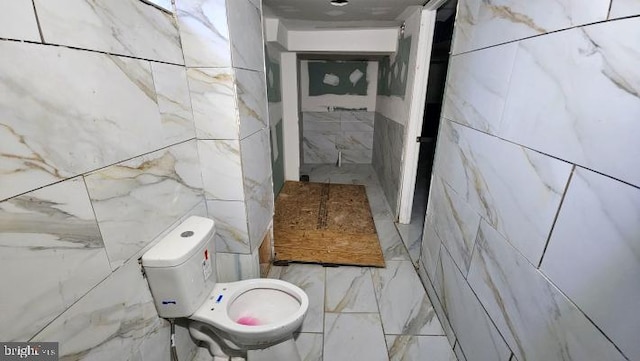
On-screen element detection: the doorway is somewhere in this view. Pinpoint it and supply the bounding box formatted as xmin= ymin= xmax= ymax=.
xmin=395 ymin=0 xmax=456 ymax=262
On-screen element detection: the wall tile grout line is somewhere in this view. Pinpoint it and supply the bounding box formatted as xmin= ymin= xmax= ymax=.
xmin=536 ymin=165 xmax=576 ymax=269
xmin=450 ymin=13 xmax=640 ymax=57
xmin=442 ymin=117 xmax=640 ymax=191
xmin=0 ymin=36 xmax=184 ymax=67
xmin=30 ymin=0 xmax=45 ymax=44
xmin=81 ymin=175 xmax=115 ymax=272
xmin=0 ymin=137 xmax=196 ymax=204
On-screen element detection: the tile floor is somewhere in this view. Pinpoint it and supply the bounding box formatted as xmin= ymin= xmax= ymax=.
xmin=194 ymin=164 xmax=456 ymax=361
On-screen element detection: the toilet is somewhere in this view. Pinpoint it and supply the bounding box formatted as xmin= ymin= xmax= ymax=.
xmin=142 ymin=216 xmax=308 ymax=361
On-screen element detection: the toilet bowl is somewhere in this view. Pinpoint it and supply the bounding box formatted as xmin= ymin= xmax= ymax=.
xmin=141 ymin=216 xmax=308 ymax=360
xmin=190 ymin=279 xmax=308 ymax=347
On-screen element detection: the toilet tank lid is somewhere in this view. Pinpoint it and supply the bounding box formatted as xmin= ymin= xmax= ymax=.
xmin=142 ymin=216 xmax=215 ymax=268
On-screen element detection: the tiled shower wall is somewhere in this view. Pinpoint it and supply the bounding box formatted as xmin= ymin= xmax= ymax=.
xmin=0 ymin=0 xmax=272 ymax=359
xmin=302 ymin=111 xmax=375 ymax=164
xmin=418 ymin=1 xmax=640 ymax=361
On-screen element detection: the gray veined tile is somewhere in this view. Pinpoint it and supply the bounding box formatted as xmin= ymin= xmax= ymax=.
xmin=236 ymin=69 xmax=268 ymax=139
xmin=541 ymin=168 xmax=640 ymax=360
xmin=372 ymin=261 xmax=444 ymax=335
xmin=215 ymin=250 xmax=260 ymax=282
xmin=375 ymin=220 xmax=411 ymax=262
xmin=429 ymin=176 xmax=481 ymax=275
xmin=325 ymin=266 xmax=378 ymax=313
xmin=434 ymin=120 xmax=572 ymax=266
xmin=294 ymin=333 xmax=323 ymax=361
xmin=0 ymin=0 xmax=40 ymax=41
xmin=609 ymin=0 xmax=640 ymax=19
xmin=206 ymin=200 xmax=250 ymax=254
xmin=0 ymin=177 xmax=112 ymax=341
xmin=32 ymin=260 xmax=157 ymax=360
xmin=34 ymin=0 xmax=184 ymax=64
xmin=304 ymin=112 xmax=341 ymax=122
xmin=324 ymin=313 xmax=388 ymax=361
xmin=0 ymin=41 xmax=170 ymax=201
xmin=500 ymin=18 xmax=640 ymax=188
xmin=176 ymin=0 xmax=232 ymax=67
xmin=451 ymin=0 xmax=610 ymax=54
xmin=386 ymin=335 xmax=456 ymax=361
xmin=421 ymin=218 xmax=443 ymax=281
xmin=187 ymin=67 xmax=239 ymax=140
xmin=442 ymin=43 xmax=517 ymax=134
xmin=417 ymin=260 xmax=456 ymax=346
xmin=438 ymin=247 xmax=511 ymax=361
xmin=85 ymin=141 xmax=204 ymax=269
xmin=303 ymin=132 xmax=339 ymax=164
xmin=467 ymin=221 xmax=628 ymax=361
xmin=453 ymin=342 xmax=467 ymax=361
xmin=227 ymin=0 xmax=265 ymax=71
xmin=150 ymin=62 xmax=195 ymax=143
xmin=269 ymin=264 xmax=325 ymax=333
xmin=198 ymin=139 xmax=245 ymax=201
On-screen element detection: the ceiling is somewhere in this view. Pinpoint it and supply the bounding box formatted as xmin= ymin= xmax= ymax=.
xmin=263 ymin=0 xmax=428 ymax=28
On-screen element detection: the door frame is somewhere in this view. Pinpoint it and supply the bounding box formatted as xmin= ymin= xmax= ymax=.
xmin=396 ymin=7 xmax=438 ymax=223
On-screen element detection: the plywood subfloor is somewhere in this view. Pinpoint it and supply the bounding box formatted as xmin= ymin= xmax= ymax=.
xmin=273 ymin=181 xmax=385 ymax=267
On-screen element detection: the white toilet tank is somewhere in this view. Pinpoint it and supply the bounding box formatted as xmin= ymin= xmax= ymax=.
xmin=142 ymin=216 xmax=217 ymax=318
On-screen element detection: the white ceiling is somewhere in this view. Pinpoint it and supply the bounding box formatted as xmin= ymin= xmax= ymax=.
xmin=263 ymin=0 xmax=428 ymax=26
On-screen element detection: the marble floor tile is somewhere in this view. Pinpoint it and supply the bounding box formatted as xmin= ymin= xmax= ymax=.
xmin=325 ymin=266 xmax=378 ymax=313
xmin=324 ymin=313 xmax=389 ymax=361
xmin=268 ymin=264 xmax=325 ymax=333
xmin=375 ymin=220 xmax=411 ymax=262
xmin=372 ymin=261 xmax=444 ymax=335
xmin=295 ymin=332 xmax=323 ymax=361
xmin=386 ymin=335 xmax=457 ymax=361
xmin=0 ymin=0 xmax=40 ymax=42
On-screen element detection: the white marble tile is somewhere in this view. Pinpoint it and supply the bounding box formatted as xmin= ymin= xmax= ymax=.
xmin=337 ymin=132 xmax=374 ymax=151
xmin=240 ymin=129 xmax=274 ymax=250
xmin=303 ymin=132 xmax=339 ymax=164
xmin=304 ymin=112 xmax=341 ymax=122
xmin=340 ymin=148 xmax=373 ymax=164
xmin=85 ymin=141 xmax=204 ymax=269
xmin=416 ymin=260 xmax=456 ymax=346
xmin=227 ymin=0 xmax=265 ymax=71
xmin=375 ymin=220 xmax=412 ymax=261
xmin=34 ymin=0 xmax=183 ymax=64
xmin=372 ymin=261 xmax=444 ymax=335
xmin=176 ymin=0 xmax=231 ymax=67
xmin=395 ymin=220 xmax=423 ymax=266
xmin=198 ymin=140 xmax=245 ymax=201
xmin=540 ymin=168 xmax=640 ymax=360
xmin=187 ymin=67 xmax=239 ymax=140
xmin=0 ymin=42 xmax=170 ymax=201
xmin=434 ymin=121 xmax=572 ymax=265
xmin=500 ymin=18 xmax=640 ymax=188
xmin=324 ymin=313 xmax=388 ymax=361
xmin=215 ymin=250 xmax=259 ymax=282
xmin=32 ymin=259 xmax=158 ymax=360
xmin=609 ymin=0 xmax=640 ymax=18
xmin=236 ymin=69 xmax=268 ymax=139
xmin=294 ymin=333 xmax=323 ymax=361
xmin=325 ymin=266 xmax=378 ymax=313
xmin=420 ymin=220 xmax=442 ymax=281
xmin=0 ymin=0 xmax=40 ymax=41
xmin=467 ymin=221 xmax=627 ymax=361
xmin=0 ymin=177 xmax=112 ymax=341
xmin=438 ymin=247 xmax=511 ymax=361
xmin=268 ymin=264 xmax=325 ymax=333
xmin=341 ymin=111 xmax=375 ymax=125
xmin=303 ymin=120 xmax=341 ymax=134
xmin=372 ymin=113 xmax=404 ymax=215
xmin=453 ymin=342 xmax=467 ymax=361
xmin=451 ymin=0 xmax=610 ymax=54
xmin=206 ymin=200 xmax=250 ymax=253
xmin=150 ymin=62 xmax=195 ymax=143
xmin=386 ymin=335 xmax=456 ymax=361
xmin=429 ymin=176 xmax=481 ymax=274
xmin=442 ymin=43 xmax=517 ymax=134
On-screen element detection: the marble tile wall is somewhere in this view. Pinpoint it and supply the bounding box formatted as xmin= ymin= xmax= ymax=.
xmin=372 ymin=112 xmax=405 ymax=217
xmin=419 ymin=2 xmax=640 ymax=361
xmin=0 ymin=1 xmax=204 ymax=359
xmin=177 ymin=0 xmax=273 ymax=273
xmin=302 ymin=111 xmax=374 ymax=164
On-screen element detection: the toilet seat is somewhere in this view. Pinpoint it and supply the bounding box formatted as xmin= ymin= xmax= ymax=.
xmin=189 ymin=278 xmax=309 ymax=347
